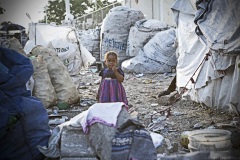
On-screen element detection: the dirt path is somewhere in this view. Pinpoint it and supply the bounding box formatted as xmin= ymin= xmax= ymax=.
xmin=55 ymin=68 xmax=240 ymax=155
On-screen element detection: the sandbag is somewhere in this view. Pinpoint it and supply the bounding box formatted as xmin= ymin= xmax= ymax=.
xmin=100 ymin=6 xmax=144 ymax=64
xmin=31 ymin=46 xmax=80 ymax=107
xmin=31 ymin=55 xmax=57 ymax=108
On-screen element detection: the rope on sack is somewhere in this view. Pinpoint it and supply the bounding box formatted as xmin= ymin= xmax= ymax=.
xmin=149 ymin=31 xmax=196 ymax=80
xmin=131 ymin=52 xmax=176 ymax=78
xmin=149 ymin=52 xmax=177 ymax=80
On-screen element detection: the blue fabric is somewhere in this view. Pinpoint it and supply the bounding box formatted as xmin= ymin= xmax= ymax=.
xmin=0 ymin=47 xmax=33 ymax=97
xmin=0 ymin=47 xmax=51 ymax=160
xmin=111 ymin=119 xmax=157 ymax=160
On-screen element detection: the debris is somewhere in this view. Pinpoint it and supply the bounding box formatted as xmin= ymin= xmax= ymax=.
xmin=193 ymin=123 xmax=203 ymax=129
xmin=150 ymin=132 xmax=164 ymax=148
xmin=134 ymin=73 xmax=144 ymax=78
xmin=156 ymin=138 xmax=175 ymax=154
xmin=215 ymin=123 xmax=236 ymax=128
xmin=52 ymin=106 xmax=59 ymax=115
xmin=152 ymin=116 xmax=167 ymax=123
xmin=230 ymin=121 xmax=239 ymax=126
xmin=233 ymin=117 xmax=240 ymax=121
xmin=70 ymin=109 xmax=83 ymax=112
xmin=79 ymin=86 xmax=88 ymax=89
xmin=48 ymin=116 xmax=68 ymax=125
xmin=94 ymin=79 xmax=101 ymax=84
xmin=151 ymin=107 xmax=171 ymax=121
xmin=89 ymin=66 xmax=98 ymax=73
xmin=172 ymin=111 xmax=185 ymax=116
xmin=157 ymin=91 xmax=179 ymax=105
xmin=80 ymin=98 xmax=96 ymax=107
xmin=130 ymin=111 xmax=138 ymax=118
xmin=151 ymin=103 xmax=159 ymax=107
xmin=143 ymin=79 xmax=152 ymax=84
xmin=207 ymin=126 xmax=216 ymax=129
xmin=180 ymin=131 xmax=190 ymax=149
xmin=57 ymin=102 xmax=70 ymax=110
xmin=80 ymin=71 xmax=86 ymax=75
xmin=86 ymin=82 xmax=92 ymax=86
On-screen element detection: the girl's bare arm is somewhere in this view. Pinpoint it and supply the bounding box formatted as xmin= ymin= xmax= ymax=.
xmin=112 ymin=65 xmax=124 ymax=82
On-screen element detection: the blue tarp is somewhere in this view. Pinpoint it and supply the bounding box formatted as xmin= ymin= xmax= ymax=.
xmin=0 ymin=47 xmax=51 ymax=160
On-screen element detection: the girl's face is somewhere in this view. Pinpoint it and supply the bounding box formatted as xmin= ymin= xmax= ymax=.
xmin=105 ymin=54 xmax=117 ymax=69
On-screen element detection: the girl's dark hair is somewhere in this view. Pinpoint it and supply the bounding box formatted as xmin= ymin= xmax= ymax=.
xmin=105 ymin=51 xmax=118 ymax=62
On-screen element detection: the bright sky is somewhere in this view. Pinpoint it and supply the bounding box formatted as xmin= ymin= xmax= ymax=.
xmin=0 ymin=0 xmax=50 ymax=30
xmin=0 ymin=0 xmax=121 ymax=31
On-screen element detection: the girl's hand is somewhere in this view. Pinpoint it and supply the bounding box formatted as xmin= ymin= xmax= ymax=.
xmin=112 ymin=65 xmax=124 ymax=82
xmin=112 ymin=65 xmax=117 ymax=73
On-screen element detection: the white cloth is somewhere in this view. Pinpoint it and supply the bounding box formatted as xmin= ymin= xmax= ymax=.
xmin=80 ymin=102 xmax=128 ymax=133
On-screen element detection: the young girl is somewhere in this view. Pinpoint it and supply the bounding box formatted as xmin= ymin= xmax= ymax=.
xmin=97 ymin=51 xmax=128 ymax=105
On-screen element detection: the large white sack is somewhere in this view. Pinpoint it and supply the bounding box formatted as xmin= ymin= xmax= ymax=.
xmin=80 ymin=43 xmax=97 ymax=68
xmin=127 ymin=19 xmax=168 ymax=57
xmin=77 ymin=29 xmax=101 ymax=61
xmin=143 ymin=28 xmax=177 ymax=66
xmin=24 ymin=23 xmax=96 ymax=75
xmin=100 ymin=6 xmax=145 ymax=63
xmin=122 ymin=29 xmax=177 ymax=74
xmin=122 ymin=50 xmax=173 ymax=74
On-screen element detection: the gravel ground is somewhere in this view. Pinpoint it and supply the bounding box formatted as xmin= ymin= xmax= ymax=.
xmin=49 ymin=68 xmax=240 ymax=156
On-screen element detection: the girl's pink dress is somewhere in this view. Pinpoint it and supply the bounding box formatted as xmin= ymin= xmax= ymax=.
xmin=97 ymin=68 xmax=128 ymax=105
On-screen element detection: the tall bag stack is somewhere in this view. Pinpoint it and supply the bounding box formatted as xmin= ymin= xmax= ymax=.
xmin=31 ymin=46 xmax=80 ymax=109
xmin=100 ymin=6 xmax=145 ymax=65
